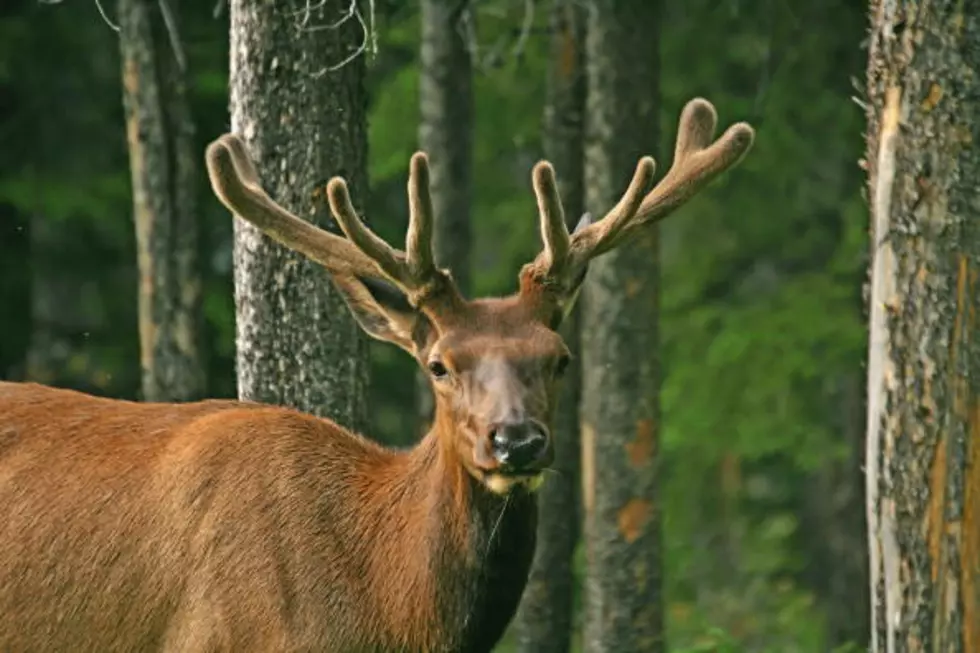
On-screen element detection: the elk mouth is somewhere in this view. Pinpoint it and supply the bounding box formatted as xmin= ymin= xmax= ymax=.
xmin=471 ymin=432 xmax=551 ymax=494
xmin=481 ymin=470 xmax=546 ymax=495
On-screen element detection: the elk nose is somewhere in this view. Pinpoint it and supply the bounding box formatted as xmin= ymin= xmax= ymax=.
xmin=489 ymin=421 xmax=549 ymax=470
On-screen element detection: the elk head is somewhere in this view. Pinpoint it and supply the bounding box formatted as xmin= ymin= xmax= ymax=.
xmin=205 ymin=98 xmax=754 ymax=496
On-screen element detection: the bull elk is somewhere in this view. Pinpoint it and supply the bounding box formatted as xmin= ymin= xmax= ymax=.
xmin=0 ymin=99 xmax=753 ymax=652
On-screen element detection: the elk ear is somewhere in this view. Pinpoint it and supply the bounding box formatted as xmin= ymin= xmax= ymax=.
xmin=330 ymin=274 xmax=432 ymax=354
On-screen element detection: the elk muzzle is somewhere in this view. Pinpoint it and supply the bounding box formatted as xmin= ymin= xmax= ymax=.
xmin=489 ymin=420 xmax=551 ymax=472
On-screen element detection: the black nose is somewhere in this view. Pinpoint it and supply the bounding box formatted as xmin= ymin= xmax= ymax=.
xmin=489 ymin=421 xmax=548 ymax=470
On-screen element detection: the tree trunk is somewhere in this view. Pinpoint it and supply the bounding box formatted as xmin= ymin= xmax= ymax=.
xmin=119 ymin=0 xmax=205 ymax=402
xmin=228 ymin=0 xmax=370 ymax=427
xmin=865 ymin=1 xmax=980 ymax=651
xmin=415 ymin=0 xmax=473 ymax=432
xmin=512 ymin=1 xmax=586 ymax=651
xmin=580 ymin=0 xmax=663 ymax=651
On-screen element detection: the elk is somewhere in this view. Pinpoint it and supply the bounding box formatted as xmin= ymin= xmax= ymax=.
xmin=0 ymin=99 xmax=753 ymax=652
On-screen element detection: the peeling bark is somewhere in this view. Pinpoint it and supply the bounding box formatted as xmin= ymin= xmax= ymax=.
xmin=118 ymin=0 xmax=205 ymax=402
xmin=229 ymin=0 xmax=370 ymax=428
xmin=865 ymin=2 xmax=980 ymax=651
xmin=415 ymin=0 xmax=473 ymax=432
xmin=580 ymin=0 xmax=663 ymax=651
xmin=512 ymin=1 xmax=586 ymax=650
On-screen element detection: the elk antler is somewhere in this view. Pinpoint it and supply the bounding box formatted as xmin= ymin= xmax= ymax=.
xmin=206 ymin=133 xmax=384 ymax=278
xmin=206 ymin=133 xmax=462 ymax=316
xmin=519 ymin=98 xmax=755 ymax=308
xmin=325 ymin=153 xmax=461 ymax=312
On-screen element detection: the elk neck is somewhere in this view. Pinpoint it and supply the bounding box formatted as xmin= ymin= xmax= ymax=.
xmin=353 ymin=394 xmax=538 ymax=651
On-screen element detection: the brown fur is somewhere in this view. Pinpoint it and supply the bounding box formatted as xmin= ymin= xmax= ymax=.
xmin=0 ymin=100 xmax=754 ymax=651
xmin=0 ymin=297 xmax=566 ymax=653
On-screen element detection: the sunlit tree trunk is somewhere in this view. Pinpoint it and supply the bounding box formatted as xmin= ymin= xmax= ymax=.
xmin=580 ymin=0 xmax=663 ymax=651
xmin=512 ymin=1 xmax=586 ymax=651
xmin=228 ymin=0 xmax=370 ymax=427
xmin=118 ymin=0 xmax=205 ymax=402
xmin=415 ymin=0 xmax=473 ymax=433
xmin=865 ymin=1 xmax=980 ymax=650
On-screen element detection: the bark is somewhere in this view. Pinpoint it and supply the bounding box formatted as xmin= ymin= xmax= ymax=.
xmin=865 ymin=1 xmax=980 ymax=651
xmin=512 ymin=1 xmax=587 ymax=651
xmin=580 ymin=0 xmax=663 ymax=651
xmin=415 ymin=0 xmax=473 ymax=432
xmin=229 ymin=0 xmax=370 ymax=428
xmin=118 ymin=0 xmax=205 ymax=402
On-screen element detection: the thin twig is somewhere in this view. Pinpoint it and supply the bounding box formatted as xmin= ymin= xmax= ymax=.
xmin=367 ymin=0 xmax=377 ymax=57
xmin=93 ymin=0 xmax=120 ymax=31
xmin=298 ymin=0 xmax=357 ymax=32
xmin=311 ymin=1 xmax=369 ymax=77
xmin=293 ymin=0 xmax=330 ymax=28
xmin=460 ymin=4 xmax=480 ymax=64
xmin=157 ymin=0 xmax=187 ymax=72
xmin=509 ymin=0 xmax=536 ymax=61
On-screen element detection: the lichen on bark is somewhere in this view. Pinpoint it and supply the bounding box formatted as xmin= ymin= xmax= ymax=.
xmin=228 ymin=0 xmax=370 ymax=428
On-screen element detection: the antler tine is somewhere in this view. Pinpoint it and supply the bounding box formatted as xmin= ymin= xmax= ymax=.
xmin=217 ymin=132 xmax=262 ymax=187
xmin=531 ymin=161 xmax=570 ymax=271
xmin=325 ymin=178 xmax=408 ymax=285
xmin=326 ymin=151 xmax=462 ymax=311
xmin=571 ymin=156 xmax=657 ymax=262
xmin=633 ymin=99 xmax=755 ymax=228
xmin=518 ymin=98 xmax=754 ymax=316
xmin=570 ymin=98 xmax=753 ymax=260
xmin=404 ymin=152 xmax=436 ymax=277
xmin=205 ymin=134 xmax=385 ymax=279
xmin=673 ymin=97 xmax=720 ymax=162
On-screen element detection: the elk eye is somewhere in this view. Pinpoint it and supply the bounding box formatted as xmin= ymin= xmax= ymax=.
xmin=554 ymin=354 xmax=570 ymax=377
xmin=428 ymin=359 xmax=449 ymax=379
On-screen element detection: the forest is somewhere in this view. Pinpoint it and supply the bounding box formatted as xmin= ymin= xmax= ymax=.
xmin=0 ymin=0 xmax=978 ymax=652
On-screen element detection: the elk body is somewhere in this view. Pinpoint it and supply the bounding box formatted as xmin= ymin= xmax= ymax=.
xmin=0 ymin=99 xmax=753 ymax=652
